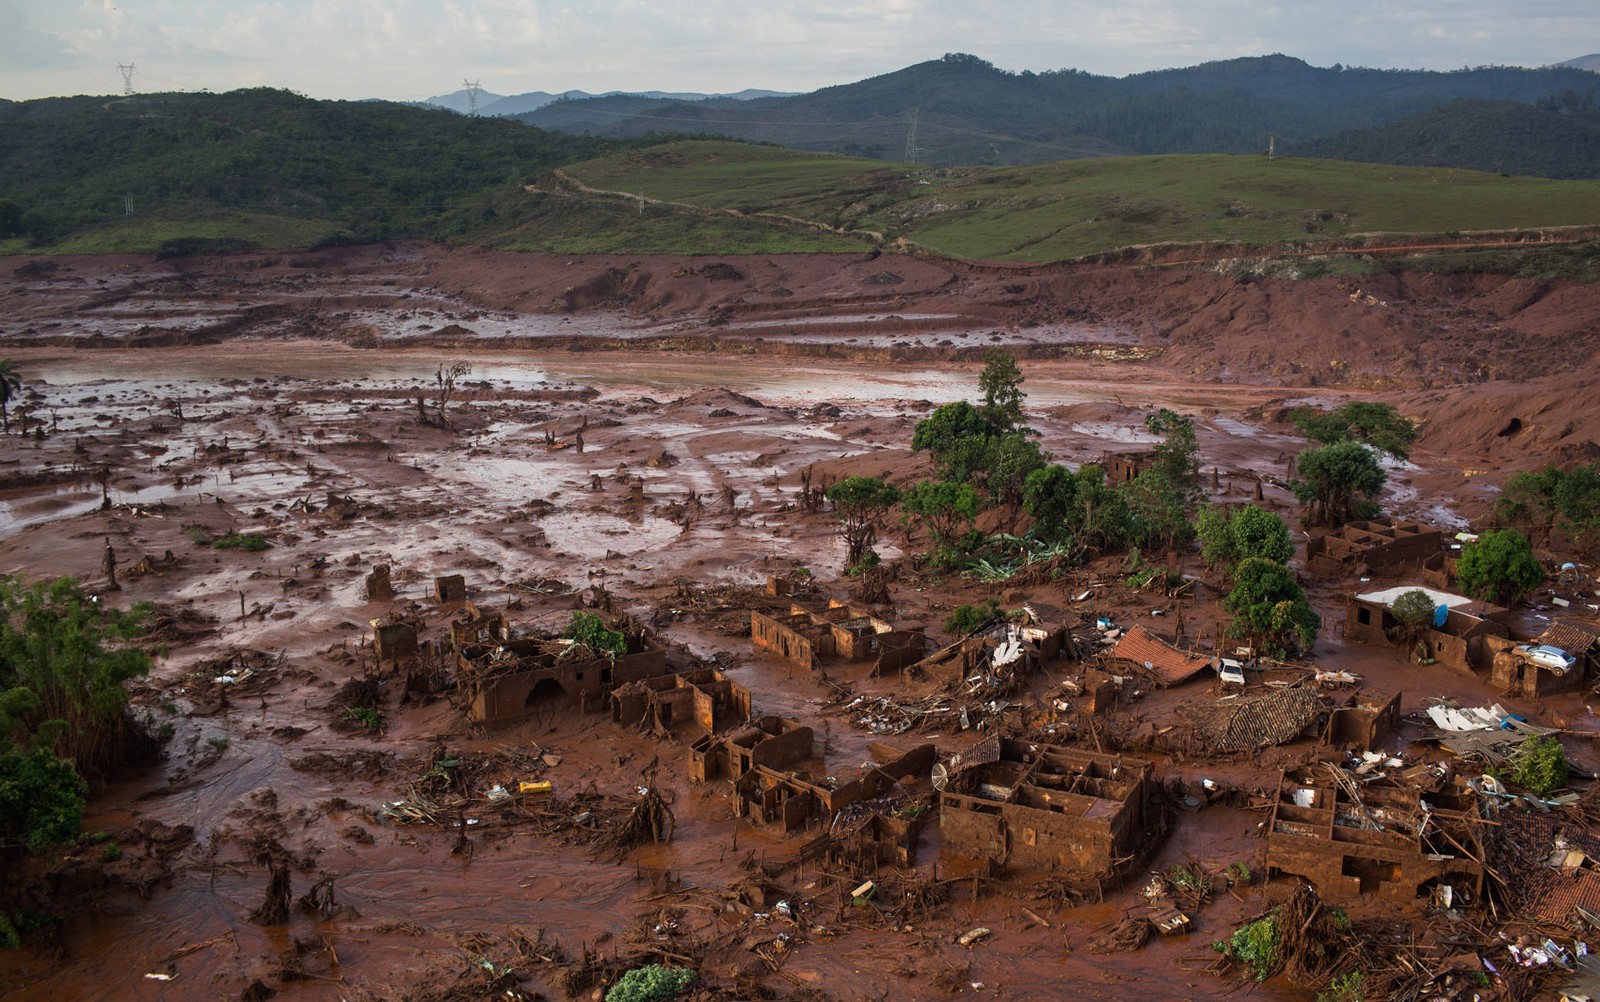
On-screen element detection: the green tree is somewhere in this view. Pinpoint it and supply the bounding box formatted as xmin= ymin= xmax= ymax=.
xmin=1143 ymin=408 xmax=1199 ymax=488
xmin=910 ymin=401 xmax=990 ymax=483
xmin=1223 ymin=558 xmax=1321 ymax=658
xmin=1196 ymin=504 xmax=1294 ymax=576
xmin=1506 ymin=734 xmax=1570 ymax=796
xmin=900 ymin=481 xmax=981 ymax=550
xmin=1124 ymin=469 xmax=1193 ymax=552
xmin=1388 ymin=587 xmax=1438 ymax=661
xmin=826 ymin=477 xmax=901 ymax=569
xmin=1023 ymin=463 xmax=1131 ymax=551
xmin=0 ymin=359 xmax=21 ymax=434
xmin=977 ymin=348 xmax=1029 ymax=436
xmin=0 ymin=576 xmax=153 ymax=778
xmin=1455 ymin=528 xmax=1544 ymax=605
xmin=1495 ymin=465 xmax=1563 ymax=542
xmin=982 ymin=432 xmax=1046 ymax=516
xmin=0 ymin=746 xmax=86 ymax=855
xmin=1293 ymin=401 xmax=1416 ymax=460
xmin=1291 ymin=440 xmax=1386 ymax=526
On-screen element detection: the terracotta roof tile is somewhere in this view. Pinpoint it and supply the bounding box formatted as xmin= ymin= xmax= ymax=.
xmin=1111 ymin=626 xmax=1211 ymax=686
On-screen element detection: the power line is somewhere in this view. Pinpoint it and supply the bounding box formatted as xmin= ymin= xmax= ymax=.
xmin=904 ymin=108 xmax=919 ymax=164
xmin=117 ymin=63 xmax=137 ymax=96
xmin=463 ymin=78 xmax=483 ymax=117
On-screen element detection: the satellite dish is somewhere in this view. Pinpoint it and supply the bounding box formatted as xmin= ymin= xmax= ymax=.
xmin=931 ymin=762 xmax=950 ymax=792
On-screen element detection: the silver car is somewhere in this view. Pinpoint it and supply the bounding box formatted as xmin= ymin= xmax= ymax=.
xmin=1516 ymin=644 xmax=1578 ymax=674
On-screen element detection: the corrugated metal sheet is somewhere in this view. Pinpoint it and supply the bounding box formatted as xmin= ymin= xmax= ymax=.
xmin=1111 ymin=626 xmax=1211 ymax=686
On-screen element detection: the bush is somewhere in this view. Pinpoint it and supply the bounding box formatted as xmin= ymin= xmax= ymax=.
xmin=562 ymin=611 xmax=627 ymax=659
xmin=1318 ymin=970 xmax=1364 ymax=1002
xmin=605 ymin=964 xmax=696 ymax=1002
xmin=213 ymin=532 xmax=271 ymax=551
xmin=1218 ymin=913 xmax=1280 ymax=982
xmin=944 ymin=599 xmax=1001 ymax=636
xmin=1508 ymin=734 xmax=1570 ymax=796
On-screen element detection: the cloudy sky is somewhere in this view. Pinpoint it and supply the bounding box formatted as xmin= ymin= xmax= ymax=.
xmin=2 ymin=0 xmax=1595 ymax=102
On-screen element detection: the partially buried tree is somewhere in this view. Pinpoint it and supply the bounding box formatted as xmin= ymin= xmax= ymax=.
xmin=1291 ymin=440 xmax=1386 ymax=526
xmin=1388 ymin=587 xmax=1438 ymax=662
xmin=826 ymin=476 xmax=901 ymax=572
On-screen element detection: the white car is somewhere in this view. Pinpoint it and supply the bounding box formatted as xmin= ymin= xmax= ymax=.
xmin=1516 ymin=644 xmax=1578 ymax=674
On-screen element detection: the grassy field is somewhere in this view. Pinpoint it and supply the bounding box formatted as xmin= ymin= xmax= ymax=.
xmin=0 ymin=211 xmax=335 ymax=256
xmin=564 ymin=141 xmax=1600 ymax=261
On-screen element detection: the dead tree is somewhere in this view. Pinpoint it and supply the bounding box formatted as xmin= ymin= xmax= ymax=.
xmin=434 ymin=361 xmax=472 ymax=430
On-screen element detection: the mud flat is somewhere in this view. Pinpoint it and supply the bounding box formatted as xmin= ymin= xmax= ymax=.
xmin=1 ymin=247 xmax=1599 ymax=1001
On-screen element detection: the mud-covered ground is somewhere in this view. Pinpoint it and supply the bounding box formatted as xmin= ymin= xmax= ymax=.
xmin=1 ymin=247 xmax=1598 ymax=1001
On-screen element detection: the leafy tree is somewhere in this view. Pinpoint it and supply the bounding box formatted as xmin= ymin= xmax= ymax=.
xmin=1196 ymin=504 xmax=1294 ymax=576
xmin=1496 ymin=463 xmax=1600 ymax=555
xmin=0 ymin=746 xmax=86 ymax=855
xmin=0 ymin=359 xmax=21 ymax=434
xmin=1455 ymin=528 xmax=1544 ymax=605
xmin=1292 ymin=401 xmax=1416 ymax=460
xmin=1495 ymin=465 xmax=1563 ymax=542
xmin=1388 ymin=588 xmax=1438 ymax=661
xmin=977 ymin=348 xmax=1030 ymax=436
xmin=1123 ymin=469 xmax=1193 ymax=552
xmin=561 ymin=611 xmax=627 ymax=659
xmin=982 ymin=432 xmax=1046 ymax=515
xmin=1290 ymin=440 xmax=1386 ymax=526
xmin=1022 ymin=463 xmax=1131 ymax=551
xmin=910 ymin=401 xmax=990 ymax=483
xmin=0 ymin=577 xmax=153 ymax=778
xmin=900 ymin=481 xmax=981 ymax=559
xmin=1223 ymin=558 xmax=1321 ymax=658
xmin=1144 ymin=408 xmax=1199 ymax=488
xmin=944 ymin=599 xmax=1002 ymax=636
xmin=826 ymin=477 xmax=901 ymax=568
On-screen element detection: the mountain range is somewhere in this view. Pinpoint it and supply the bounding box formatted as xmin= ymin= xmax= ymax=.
xmin=422 ymin=87 xmax=793 ymax=117
xmin=499 ymin=53 xmax=1600 ymax=178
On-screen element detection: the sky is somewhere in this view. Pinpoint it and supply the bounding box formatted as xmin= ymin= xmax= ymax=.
xmin=2 ymin=0 xmax=1596 ymax=103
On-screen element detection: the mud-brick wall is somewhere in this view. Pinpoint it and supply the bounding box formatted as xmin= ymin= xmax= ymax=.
xmin=939 ymin=798 xmax=1005 ymax=861
xmin=749 ymin=724 xmax=814 ymax=772
xmin=751 ymin=612 xmax=817 ymax=670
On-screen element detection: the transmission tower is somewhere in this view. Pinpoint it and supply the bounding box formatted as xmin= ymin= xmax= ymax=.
xmin=117 ymin=63 xmax=136 ymax=96
xmin=903 ymin=108 xmax=919 ymax=164
xmin=463 ymin=78 xmax=483 ymax=117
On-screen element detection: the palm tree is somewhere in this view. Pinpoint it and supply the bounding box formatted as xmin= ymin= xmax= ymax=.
xmin=0 ymin=358 xmax=21 ymax=434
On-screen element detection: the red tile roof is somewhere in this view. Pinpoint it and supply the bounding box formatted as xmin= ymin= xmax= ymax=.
xmin=1111 ymin=626 xmax=1212 ymax=686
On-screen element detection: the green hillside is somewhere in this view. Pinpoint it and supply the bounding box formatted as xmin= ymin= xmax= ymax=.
xmin=562 ymin=141 xmax=1600 ymax=261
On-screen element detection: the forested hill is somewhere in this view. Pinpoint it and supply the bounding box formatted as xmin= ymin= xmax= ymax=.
xmin=0 ymin=88 xmax=650 ymax=246
xmin=514 ymin=53 xmax=1600 ymax=175
xmin=1293 ymin=99 xmax=1600 ymax=180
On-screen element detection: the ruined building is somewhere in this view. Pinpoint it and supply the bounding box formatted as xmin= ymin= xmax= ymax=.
xmin=938 ymin=736 xmax=1164 ymax=881
xmin=454 ymin=611 xmax=667 ymax=723
xmin=751 ymin=599 xmax=925 ymax=674
xmin=610 ymin=667 xmax=752 ymax=740
xmin=1490 ymin=617 xmax=1600 ymax=699
xmin=1264 ymin=766 xmax=1485 ymax=906
xmin=1345 ymin=585 xmax=1511 ymax=673
xmin=1306 ymin=519 xmax=1445 ymax=578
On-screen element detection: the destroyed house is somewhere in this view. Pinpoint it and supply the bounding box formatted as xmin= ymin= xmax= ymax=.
xmin=751 ymin=600 xmax=924 ymax=674
xmin=689 ymin=715 xmax=814 ymax=784
xmin=610 ymin=668 xmax=752 ymax=740
xmin=939 ymin=737 xmax=1160 ymax=879
xmin=903 ymin=617 xmax=1071 ymax=683
xmin=457 ymin=623 xmax=667 ymax=724
xmin=1306 ymin=519 xmax=1444 ymax=577
xmin=1345 ymin=586 xmax=1510 ymax=673
xmin=1265 ymin=767 xmax=1484 ymax=906
xmin=733 ymin=743 xmax=935 ymax=835
xmin=1491 ymin=618 xmax=1600 ymax=699
xmin=1174 ymin=685 xmax=1326 ymax=756
xmin=1323 ymin=690 xmax=1403 ymax=751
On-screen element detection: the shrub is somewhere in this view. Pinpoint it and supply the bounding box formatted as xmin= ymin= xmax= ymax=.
xmin=346 ymin=707 xmax=381 ymax=731
xmin=1218 ymin=913 xmax=1280 ymax=982
xmin=605 ymin=964 xmax=696 ymax=1002
xmin=944 ymin=599 xmax=1001 ymax=636
xmin=1318 ymin=970 xmax=1364 ymax=1002
xmin=213 ymin=532 xmax=271 ymax=551
xmin=1455 ymin=529 xmax=1544 ymax=606
xmin=562 ymin=612 xmax=627 ymax=659
xmin=1508 ymin=735 xmax=1570 ymax=796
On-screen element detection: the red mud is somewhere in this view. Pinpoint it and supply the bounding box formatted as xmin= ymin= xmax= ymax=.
xmin=0 ymin=246 xmax=1597 ymax=1000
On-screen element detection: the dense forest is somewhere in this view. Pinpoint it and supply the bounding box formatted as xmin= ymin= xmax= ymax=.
xmin=515 ymin=53 xmax=1600 ymax=176
xmin=0 ymin=89 xmax=664 ymax=246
